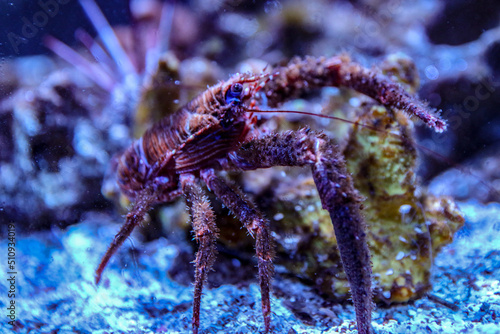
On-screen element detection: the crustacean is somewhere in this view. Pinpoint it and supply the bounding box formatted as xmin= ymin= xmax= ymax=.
xmin=94 ymin=54 xmax=446 ymax=334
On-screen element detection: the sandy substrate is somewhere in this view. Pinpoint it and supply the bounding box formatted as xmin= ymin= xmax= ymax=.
xmin=1 ymin=200 xmax=498 ymax=334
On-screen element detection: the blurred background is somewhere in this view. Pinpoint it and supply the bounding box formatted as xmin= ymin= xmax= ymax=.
xmin=1 ymin=0 xmax=500 ymax=230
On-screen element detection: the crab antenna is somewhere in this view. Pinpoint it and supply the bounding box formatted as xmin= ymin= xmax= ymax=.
xmin=79 ymin=0 xmax=137 ymax=77
xmin=44 ymin=35 xmax=115 ymax=91
xmin=250 ymin=107 xmax=500 ymax=200
xmin=247 ymin=108 xmax=381 ymax=132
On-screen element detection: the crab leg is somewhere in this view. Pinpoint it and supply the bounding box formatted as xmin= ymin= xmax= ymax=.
xmin=95 ymin=189 xmax=154 ymax=284
xmin=181 ymin=175 xmax=218 ymax=334
xmin=228 ymin=128 xmax=373 ymax=334
xmin=262 ymin=55 xmax=447 ymax=132
xmin=201 ymin=170 xmax=274 ymax=333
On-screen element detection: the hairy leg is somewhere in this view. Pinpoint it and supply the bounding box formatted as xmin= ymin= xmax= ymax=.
xmin=181 ymin=175 xmax=218 ymax=334
xmin=201 ymin=170 xmax=274 ymax=333
xmin=228 ymin=128 xmax=373 ymax=334
xmin=261 ymin=56 xmax=446 ymax=132
xmin=95 ymin=189 xmax=154 ymax=285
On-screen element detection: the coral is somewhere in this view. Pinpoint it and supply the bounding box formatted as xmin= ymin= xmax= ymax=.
xmin=344 ymin=104 xmax=464 ymax=302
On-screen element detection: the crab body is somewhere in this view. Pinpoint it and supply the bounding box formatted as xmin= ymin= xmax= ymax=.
xmin=96 ymin=55 xmax=447 ymax=334
xmin=115 ymin=77 xmax=257 ymax=203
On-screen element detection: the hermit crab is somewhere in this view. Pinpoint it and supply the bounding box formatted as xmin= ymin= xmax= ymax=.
xmin=95 ymin=54 xmax=446 ymax=334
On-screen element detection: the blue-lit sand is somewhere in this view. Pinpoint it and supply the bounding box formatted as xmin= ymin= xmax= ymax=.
xmin=1 ymin=200 xmax=498 ymax=333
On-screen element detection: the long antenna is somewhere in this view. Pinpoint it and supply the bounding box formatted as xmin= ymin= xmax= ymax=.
xmin=247 ymin=108 xmax=381 ymax=132
xmin=249 ymin=107 xmax=500 ymax=200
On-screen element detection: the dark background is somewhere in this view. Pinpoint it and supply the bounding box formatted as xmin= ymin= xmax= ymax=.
xmin=1 ymin=0 xmax=130 ymax=57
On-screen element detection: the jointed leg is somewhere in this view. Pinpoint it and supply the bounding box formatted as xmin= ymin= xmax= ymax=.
xmin=262 ymin=56 xmax=446 ymax=132
xmin=201 ymin=170 xmax=274 ymax=333
xmin=181 ymin=175 xmax=218 ymax=334
xmin=229 ymin=128 xmax=373 ymax=334
xmin=95 ymin=189 xmax=154 ymax=284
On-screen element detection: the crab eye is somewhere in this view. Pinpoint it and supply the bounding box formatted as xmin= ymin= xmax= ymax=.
xmin=225 ymin=83 xmax=243 ymax=105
